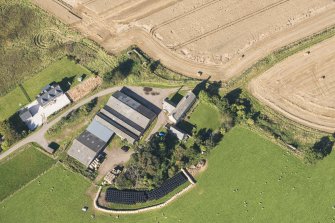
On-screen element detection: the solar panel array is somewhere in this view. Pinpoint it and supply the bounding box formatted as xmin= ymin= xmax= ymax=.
xmin=105 ymin=189 xmax=147 ymax=204
xmin=147 ymin=172 xmax=188 ymax=200
xmin=105 ymin=172 xmax=189 ymax=204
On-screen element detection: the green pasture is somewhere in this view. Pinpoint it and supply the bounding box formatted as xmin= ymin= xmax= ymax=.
xmin=3 ymin=127 xmax=335 ymax=222
xmin=0 ymin=144 xmax=55 ymax=201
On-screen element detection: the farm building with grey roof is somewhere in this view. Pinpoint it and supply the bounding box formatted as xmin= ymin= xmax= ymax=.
xmin=67 ymin=87 xmax=158 ymax=167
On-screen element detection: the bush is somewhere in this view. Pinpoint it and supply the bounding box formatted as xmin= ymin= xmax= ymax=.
xmin=305 ymin=136 xmax=334 ymax=164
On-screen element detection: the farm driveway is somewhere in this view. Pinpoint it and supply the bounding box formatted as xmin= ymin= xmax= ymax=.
xmin=0 ymin=86 xmax=177 ymax=161
xmin=95 ymin=148 xmax=134 ymax=183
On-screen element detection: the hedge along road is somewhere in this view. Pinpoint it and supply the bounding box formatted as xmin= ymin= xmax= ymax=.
xmin=0 ymin=86 xmax=177 ymax=161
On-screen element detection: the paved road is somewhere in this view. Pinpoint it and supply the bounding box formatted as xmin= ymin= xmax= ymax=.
xmin=0 ymin=86 xmax=176 ymax=161
xmin=0 ymin=87 xmax=120 ymax=161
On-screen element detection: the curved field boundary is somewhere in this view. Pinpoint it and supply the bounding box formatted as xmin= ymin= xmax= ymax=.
xmin=94 ymin=168 xmax=196 ymax=214
xmin=93 ymin=184 xmax=195 ymax=214
xmin=150 ymin=0 xmax=221 ymax=34
xmin=172 ymin=0 xmax=291 ymax=50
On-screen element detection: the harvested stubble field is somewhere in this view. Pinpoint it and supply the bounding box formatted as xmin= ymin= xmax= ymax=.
xmin=33 ymin=0 xmax=335 ymax=81
xmin=249 ymin=36 xmax=335 ymax=133
xmin=3 ymin=127 xmax=335 ymax=222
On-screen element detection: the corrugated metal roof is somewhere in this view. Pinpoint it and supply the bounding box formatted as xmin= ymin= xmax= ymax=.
xmin=112 ymin=91 xmax=156 ymax=120
xmin=103 ymin=105 xmax=144 ymax=133
xmin=77 ymin=130 xmax=106 ymax=153
xmin=67 ymin=139 xmax=99 ymax=167
xmin=171 ymin=91 xmax=196 ymax=123
xmin=86 ymin=119 xmax=114 ymax=143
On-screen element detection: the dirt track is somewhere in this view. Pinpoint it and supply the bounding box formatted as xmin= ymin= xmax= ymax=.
xmin=249 ymin=36 xmax=335 ymax=133
xmin=32 ymin=0 xmax=335 ymax=81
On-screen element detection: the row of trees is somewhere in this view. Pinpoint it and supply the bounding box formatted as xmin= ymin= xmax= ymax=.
xmin=200 ymin=82 xmax=335 ymax=164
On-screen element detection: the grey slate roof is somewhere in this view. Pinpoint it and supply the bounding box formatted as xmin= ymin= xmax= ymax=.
xmin=19 ymin=107 xmax=32 ymax=121
xmin=77 ymin=130 xmax=107 ymax=153
xmin=36 ymin=84 xmax=64 ymax=107
xmin=86 ymin=119 xmax=114 ymax=143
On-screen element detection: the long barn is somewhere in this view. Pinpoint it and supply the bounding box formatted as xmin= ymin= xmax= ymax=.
xmin=67 ymin=87 xmax=158 ymax=167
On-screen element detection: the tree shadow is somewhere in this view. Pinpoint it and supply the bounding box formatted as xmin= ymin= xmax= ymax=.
xmin=206 ymin=81 xmax=222 ymax=96
xmin=57 ymin=75 xmax=76 ymax=92
xmin=177 ymin=121 xmax=196 ymax=135
xmin=104 ymin=59 xmax=135 ymax=83
xmin=196 ymin=128 xmax=213 ymax=142
xmin=118 ymin=59 xmax=135 ymax=76
xmin=312 ymin=136 xmax=334 ymax=158
xmin=149 ymin=60 xmax=160 ymax=73
xmin=192 ymin=78 xmax=210 ymax=96
xmin=170 ymin=92 xmax=183 ymax=105
xmin=225 ymin=88 xmax=242 ymax=104
xmin=8 ymin=112 xmax=28 ymax=135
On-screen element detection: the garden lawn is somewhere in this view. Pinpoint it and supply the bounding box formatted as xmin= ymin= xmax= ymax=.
xmin=189 ymin=102 xmax=221 ymax=130
xmin=0 ymin=144 xmax=55 ymax=201
xmin=2 ymin=127 xmax=335 ymax=222
xmin=0 ymin=57 xmax=93 ymax=120
xmin=22 ymin=57 xmax=92 ymax=97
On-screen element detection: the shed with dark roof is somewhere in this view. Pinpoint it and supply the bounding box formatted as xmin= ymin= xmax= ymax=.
xmin=67 ymin=130 xmax=113 ymax=167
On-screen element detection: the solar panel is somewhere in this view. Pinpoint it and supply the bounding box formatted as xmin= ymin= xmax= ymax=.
xmin=147 ymin=172 xmax=188 ymax=200
xmin=105 ymin=189 xmax=147 ymax=204
xmin=105 ymin=172 xmax=189 ymax=204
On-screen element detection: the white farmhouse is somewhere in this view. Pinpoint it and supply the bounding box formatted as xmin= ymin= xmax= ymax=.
xmin=19 ymin=84 xmax=71 ymax=130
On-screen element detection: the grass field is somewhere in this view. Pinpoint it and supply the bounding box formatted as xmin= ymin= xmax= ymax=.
xmin=2 ymin=127 xmax=335 ymax=222
xmin=0 ymin=144 xmax=55 ymax=201
xmin=0 ymin=165 xmax=92 ymax=223
xmin=0 ymin=58 xmax=93 ymax=120
xmin=189 ymin=102 xmax=221 ymax=130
